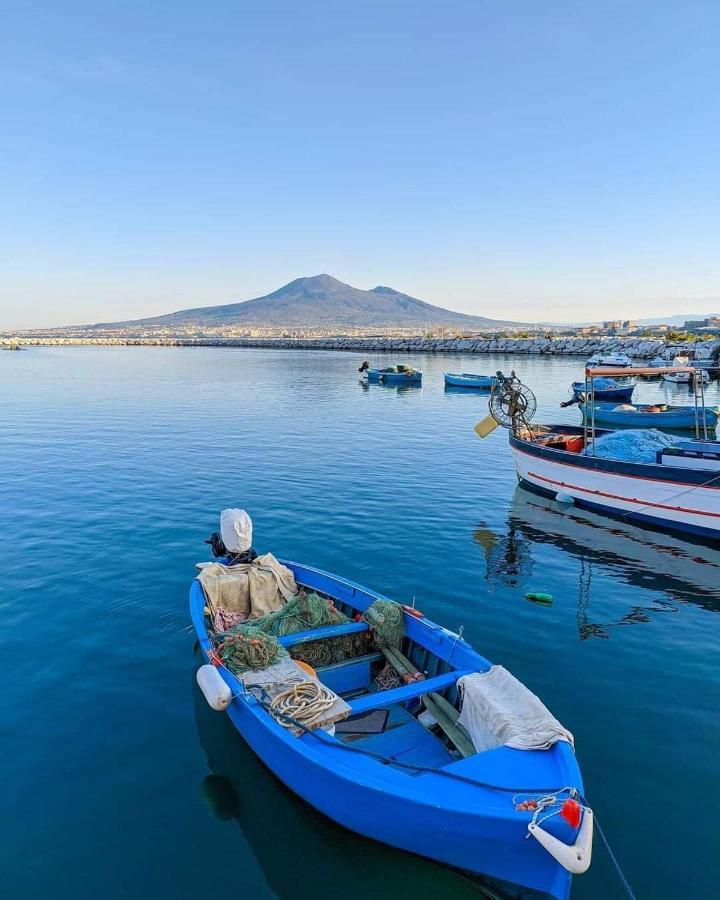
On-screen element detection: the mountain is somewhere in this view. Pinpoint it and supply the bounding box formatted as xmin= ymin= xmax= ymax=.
xmin=636 ymin=313 xmax=719 ymax=326
xmin=89 ymin=275 xmax=532 ymax=330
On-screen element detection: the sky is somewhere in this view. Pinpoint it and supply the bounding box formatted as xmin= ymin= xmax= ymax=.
xmin=1 ymin=0 xmax=719 ymax=329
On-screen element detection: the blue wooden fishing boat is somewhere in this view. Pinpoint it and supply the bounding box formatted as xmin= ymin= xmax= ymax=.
xmin=363 ymin=366 xmax=422 ymax=385
xmin=192 ymin=560 xmax=592 ymax=899
xmin=579 ymin=401 xmax=720 ymax=431
xmin=571 ymin=380 xmax=634 ymax=402
xmin=444 ymin=372 xmax=497 ymax=389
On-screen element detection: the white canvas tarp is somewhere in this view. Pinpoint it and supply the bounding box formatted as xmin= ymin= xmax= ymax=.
xmin=457 ymin=666 xmax=574 ymax=753
xmin=196 ymin=553 xmax=297 ymax=620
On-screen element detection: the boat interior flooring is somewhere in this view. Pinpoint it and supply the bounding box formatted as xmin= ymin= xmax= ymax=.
xmin=337 ymin=703 xmax=455 ymax=769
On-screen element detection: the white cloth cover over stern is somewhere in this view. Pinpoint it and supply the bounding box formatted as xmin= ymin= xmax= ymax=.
xmin=220 ymin=508 xmax=253 ymax=552
xmin=457 ymin=666 xmax=574 ymax=753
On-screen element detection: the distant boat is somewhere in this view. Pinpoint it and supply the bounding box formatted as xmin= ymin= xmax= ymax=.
xmin=571 ymin=379 xmax=635 ymax=402
xmin=192 ymin=560 xmax=591 ymax=899
xmin=2 ymin=340 xmax=24 ymax=351
xmin=661 ymin=357 xmax=710 ymax=384
xmin=360 ymin=363 xmax=422 ymax=385
xmin=444 ymin=373 xmax=497 ymax=389
xmin=578 ymin=401 xmax=719 ymax=431
xmin=585 ymin=352 xmax=633 ymax=368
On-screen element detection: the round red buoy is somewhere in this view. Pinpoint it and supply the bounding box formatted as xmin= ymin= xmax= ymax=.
xmin=561 ymin=798 xmax=582 ymax=828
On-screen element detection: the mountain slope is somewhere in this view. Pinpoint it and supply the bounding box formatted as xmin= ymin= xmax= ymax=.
xmin=90 ymin=274 xmax=531 ymax=329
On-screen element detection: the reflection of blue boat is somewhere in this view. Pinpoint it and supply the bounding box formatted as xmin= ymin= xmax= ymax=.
xmin=192 ymin=561 xmax=589 ymax=900
xmin=571 ymin=380 xmax=634 ymax=402
xmin=579 ymin=402 xmax=720 ymax=431
xmin=366 ymin=367 xmax=422 ymax=385
xmin=444 ymin=373 xmax=497 ymax=389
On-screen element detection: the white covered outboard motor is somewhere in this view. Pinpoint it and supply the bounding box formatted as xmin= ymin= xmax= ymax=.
xmin=220 ymin=508 xmax=253 ymax=553
xmin=205 ymin=508 xmax=257 ymax=563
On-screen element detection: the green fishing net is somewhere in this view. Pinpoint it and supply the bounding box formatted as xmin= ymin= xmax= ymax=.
xmin=362 ymin=599 xmax=405 ymax=649
xmin=218 ymin=628 xmax=287 ymax=673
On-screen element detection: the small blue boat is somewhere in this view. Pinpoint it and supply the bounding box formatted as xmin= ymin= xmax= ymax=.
xmin=365 ymin=366 xmax=422 ymax=385
xmin=571 ymin=379 xmax=635 ymax=402
xmin=192 ymin=561 xmax=592 ymax=899
xmin=444 ymin=372 xmax=497 ymax=389
xmin=579 ymin=401 xmax=720 ymax=431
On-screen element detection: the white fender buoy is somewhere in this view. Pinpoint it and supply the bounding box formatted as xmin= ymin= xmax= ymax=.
xmin=556 ymin=491 xmax=575 ymax=506
xmin=197 ymin=664 xmax=232 ymax=711
xmin=528 ymin=807 xmax=593 ymax=874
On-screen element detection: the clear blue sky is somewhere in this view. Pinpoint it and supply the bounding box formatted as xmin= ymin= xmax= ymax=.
xmin=1 ymin=0 xmax=718 ymax=328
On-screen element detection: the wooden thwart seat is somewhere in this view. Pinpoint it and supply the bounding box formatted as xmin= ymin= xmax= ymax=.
xmin=347 ymin=669 xmax=473 ymax=716
xmin=277 ymin=621 xmax=369 ymax=648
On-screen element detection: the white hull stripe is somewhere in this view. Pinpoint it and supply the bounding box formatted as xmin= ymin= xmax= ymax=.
xmin=527 ymin=471 xmax=720 ymax=519
xmin=514 ymin=445 xmax=720 ymax=491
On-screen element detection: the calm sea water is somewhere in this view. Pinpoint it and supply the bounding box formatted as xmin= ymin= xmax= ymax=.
xmin=1 ymin=347 xmax=718 ymax=900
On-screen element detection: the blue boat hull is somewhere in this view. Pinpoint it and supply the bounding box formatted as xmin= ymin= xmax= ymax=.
xmin=191 ymin=563 xmax=582 ymax=899
xmin=366 ymin=369 xmax=422 ymax=385
xmin=571 ymin=382 xmax=634 ymax=402
xmin=444 ymin=373 xmax=496 ymax=389
xmin=580 ymin=402 xmax=719 ymax=430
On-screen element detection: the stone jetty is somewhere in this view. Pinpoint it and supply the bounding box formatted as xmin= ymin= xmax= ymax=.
xmin=3 ymin=334 xmax=719 ymax=361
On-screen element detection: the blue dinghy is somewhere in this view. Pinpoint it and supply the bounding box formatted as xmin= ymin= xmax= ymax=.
xmin=579 ymin=401 xmax=720 ymax=431
xmin=571 ymin=379 xmax=634 ymax=402
xmin=444 ymin=372 xmax=497 ymax=389
xmin=365 ymin=366 xmax=422 ymax=385
xmin=192 ymin=560 xmax=593 ymax=899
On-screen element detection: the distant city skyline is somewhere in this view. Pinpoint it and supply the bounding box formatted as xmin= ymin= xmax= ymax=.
xmin=1 ymin=1 xmax=718 ymax=329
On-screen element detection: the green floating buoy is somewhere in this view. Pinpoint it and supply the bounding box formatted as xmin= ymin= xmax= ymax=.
xmin=525 ymin=591 xmax=554 ymax=606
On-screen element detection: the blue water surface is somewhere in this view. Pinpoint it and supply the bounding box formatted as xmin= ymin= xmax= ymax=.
xmin=1 ymin=347 xmax=717 ymax=899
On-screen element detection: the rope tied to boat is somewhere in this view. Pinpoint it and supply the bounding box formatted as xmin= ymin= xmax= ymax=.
xmin=268 ymin=680 xmax=337 ymax=730
xmin=513 ymin=789 xmax=637 ymax=900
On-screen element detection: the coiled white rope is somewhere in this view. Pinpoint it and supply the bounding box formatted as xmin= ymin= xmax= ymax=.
xmin=269 ymin=680 xmax=336 ymax=730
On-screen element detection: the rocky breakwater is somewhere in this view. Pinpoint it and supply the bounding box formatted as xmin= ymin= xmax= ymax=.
xmin=234 ymin=334 xmax=720 ymax=361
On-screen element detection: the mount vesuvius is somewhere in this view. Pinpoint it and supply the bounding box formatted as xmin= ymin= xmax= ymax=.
xmin=90 ymin=275 xmax=530 ymax=330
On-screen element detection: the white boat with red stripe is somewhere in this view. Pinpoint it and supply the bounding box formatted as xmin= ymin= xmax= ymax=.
xmin=482 ymin=368 xmax=720 ymax=541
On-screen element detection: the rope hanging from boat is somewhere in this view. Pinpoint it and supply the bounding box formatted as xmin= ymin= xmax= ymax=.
xmin=269 ymin=680 xmax=337 ymax=730
xmin=362 ymin=599 xmax=405 ymax=648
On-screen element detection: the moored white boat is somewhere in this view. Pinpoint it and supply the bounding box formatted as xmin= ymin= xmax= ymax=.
xmin=480 ymin=368 xmax=720 ymax=540
xmin=585 ymin=352 xmax=633 ymax=368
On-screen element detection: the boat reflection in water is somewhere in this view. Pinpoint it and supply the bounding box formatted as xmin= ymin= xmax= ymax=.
xmin=475 ymin=486 xmax=720 ymax=640
xmin=359 ymin=379 xmax=421 ymax=395
xmin=472 ymin=525 xmax=533 ymax=589
xmin=193 ymin=674 xmax=527 ymax=900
